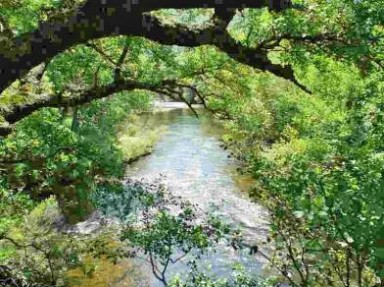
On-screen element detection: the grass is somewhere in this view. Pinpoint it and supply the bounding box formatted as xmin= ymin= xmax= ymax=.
xmin=117 ymin=113 xmax=167 ymax=163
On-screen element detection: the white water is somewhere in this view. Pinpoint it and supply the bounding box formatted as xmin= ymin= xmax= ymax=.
xmin=124 ymin=106 xmax=271 ymax=286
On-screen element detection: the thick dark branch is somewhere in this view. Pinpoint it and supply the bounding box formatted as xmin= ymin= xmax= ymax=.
xmin=0 ymin=0 xmax=291 ymax=93
xmin=141 ymin=14 xmax=309 ymax=92
xmin=214 ymin=7 xmax=237 ymax=24
xmin=0 ymin=79 xmax=193 ymax=137
xmin=0 ymin=0 xmax=144 ymax=92
xmin=2 ymin=81 xmax=157 ymax=124
xmin=141 ymin=14 xmax=214 ymax=48
xmin=140 ymin=0 xmax=273 ymax=10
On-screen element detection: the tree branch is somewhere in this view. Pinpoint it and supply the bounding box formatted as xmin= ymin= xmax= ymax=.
xmin=0 ymin=78 xmax=199 ymax=136
xmin=0 ymin=0 xmax=293 ymax=94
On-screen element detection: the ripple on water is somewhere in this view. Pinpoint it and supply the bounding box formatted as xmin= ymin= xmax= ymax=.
xmin=124 ymin=108 xmax=272 ymax=286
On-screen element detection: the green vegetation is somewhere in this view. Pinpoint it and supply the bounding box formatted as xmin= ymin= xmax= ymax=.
xmin=1 ymin=0 xmax=384 ymax=286
xmin=0 ymin=90 xmax=153 ymax=224
xmin=210 ymin=54 xmax=384 ymax=284
xmin=117 ymin=113 xmax=167 ymax=163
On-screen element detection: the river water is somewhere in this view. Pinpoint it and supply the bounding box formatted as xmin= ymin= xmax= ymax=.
xmin=123 ymin=104 xmax=271 ymax=286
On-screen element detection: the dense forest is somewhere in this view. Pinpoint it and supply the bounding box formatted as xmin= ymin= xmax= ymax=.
xmin=0 ymin=0 xmax=383 ymax=286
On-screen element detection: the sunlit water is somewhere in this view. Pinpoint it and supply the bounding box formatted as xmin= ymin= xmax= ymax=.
xmin=123 ymin=104 xmax=271 ymax=286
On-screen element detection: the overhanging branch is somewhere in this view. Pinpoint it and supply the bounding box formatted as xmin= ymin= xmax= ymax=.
xmin=0 ymin=79 xmax=198 ymax=137
xmin=0 ymin=0 xmax=293 ymax=93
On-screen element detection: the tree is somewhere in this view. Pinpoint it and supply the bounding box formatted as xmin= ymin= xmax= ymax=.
xmin=1 ymin=1 xmax=384 ymax=285
xmin=1 ymin=0 xmax=382 ymax=130
xmin=0 ymin=0 xmax=294 ymax=94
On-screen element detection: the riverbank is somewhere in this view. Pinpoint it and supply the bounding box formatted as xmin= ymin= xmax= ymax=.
xmin=117 ymin=113 xmax=167 ymax=164
xmin=18 ymin=104 xmax=271 ymax=287
xmin=117 ymin=101 xmax=204 ymax=164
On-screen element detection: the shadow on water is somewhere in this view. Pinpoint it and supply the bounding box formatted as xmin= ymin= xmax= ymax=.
xmin=122 ymin=106 xmax=271 ymax=286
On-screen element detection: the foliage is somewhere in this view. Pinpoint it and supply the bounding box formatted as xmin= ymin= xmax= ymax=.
xmin=0 ymin=197 xmax=86 ymax=286
xmin=0 ymin=186 xmax=35 ymax=237
xmin=213 ymin=53 xmax=384 ymax=285
xmin=0 ymin=90 xmax=152 ymax=223
xmin=0 ymin=0 xmax=85 ymax=35
xmin=169 ymin=264 xmax=265 ymax=287
xmin=1 ymin=0 xmax=384 ymax=286
xmin=94 ymin=178 xmax=235 ymax=286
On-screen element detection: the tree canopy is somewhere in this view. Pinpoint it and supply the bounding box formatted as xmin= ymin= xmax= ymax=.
xmin=0 ymin=0 xmax=382 ymax=135
xmin=1 ymin=0 xmax=384 ymax=286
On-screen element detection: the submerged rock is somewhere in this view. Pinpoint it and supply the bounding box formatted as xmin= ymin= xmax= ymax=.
xmin=55 ymin=210 xmax=120 ymax=235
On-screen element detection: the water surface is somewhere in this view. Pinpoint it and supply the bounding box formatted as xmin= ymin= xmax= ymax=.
xmin=125 ymin=105 xmax=271 ymax=285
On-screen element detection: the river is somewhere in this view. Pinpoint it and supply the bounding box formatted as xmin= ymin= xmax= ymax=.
xmin=123 ymin=104 xmax=271 ymax=286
